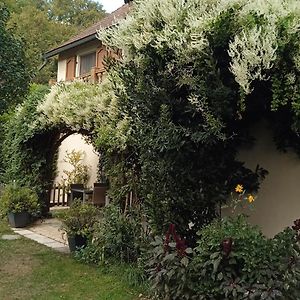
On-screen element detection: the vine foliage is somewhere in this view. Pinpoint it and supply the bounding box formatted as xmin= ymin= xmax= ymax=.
xmin=2 ymin=0 xmax=300 ymax=241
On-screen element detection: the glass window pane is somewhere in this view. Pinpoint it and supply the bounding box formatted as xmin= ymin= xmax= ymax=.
xmin=80 ymin=52 xmax=96 ymax=75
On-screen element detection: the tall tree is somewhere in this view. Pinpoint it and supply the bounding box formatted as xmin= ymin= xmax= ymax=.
xmin=49 ymin=0 xmax=106 ymax=29
xmin=0 ymin=4 xmax=30 ymax=181
xmin=3 ymin=0 xmax=48 ymax=14
xmin=2 ymin=0 xmax=106 ymax=84
xmin=7 ymin=4 xmax=76 ymax=83
xmin=0 ymin=5 xmax=30 ymax=113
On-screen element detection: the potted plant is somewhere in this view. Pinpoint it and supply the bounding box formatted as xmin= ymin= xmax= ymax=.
xmin=59 ymin=200 xmax=100 ymax=252
xmin=61 ymin=150 xmax=90 ymax=188
xmin=0 ymin=184 xmax=41 ymax=228
xmin=60 ymin=150 xmax=90 ymax=204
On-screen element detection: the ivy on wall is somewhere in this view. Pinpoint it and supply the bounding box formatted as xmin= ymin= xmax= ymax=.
xmin=2 ymin=0 xmax=300 ymax=242
xmin=1 ymin=84 xmax=65 ymax=211
xmin=97 ymin=0 xmax=300 ymax=240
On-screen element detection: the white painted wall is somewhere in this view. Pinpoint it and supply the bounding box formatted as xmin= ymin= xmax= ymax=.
xmin=57 ymin=59 xmax=67 ymax=82
xmin=237 ymin=121 xmax=300 ymax=237
xmin=55 ymin=134 xmax=99 ymax=188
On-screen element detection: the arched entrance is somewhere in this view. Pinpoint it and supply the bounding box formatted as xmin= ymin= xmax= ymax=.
xmin=55 ymin=133 xmax=99 ymax=188
xmin=43 ymin=129 xmax=101 ymax=210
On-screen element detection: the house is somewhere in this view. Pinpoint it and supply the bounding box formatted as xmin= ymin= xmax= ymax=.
xmin=45 ymin=0 xmax=300 ymax=238
xmin=44 ymin=1 xmax=132 ymax=189
xmin=44 ymin=2 xmax=131 ymax=84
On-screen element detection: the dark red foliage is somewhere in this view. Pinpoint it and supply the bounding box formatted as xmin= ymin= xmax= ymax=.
xmin=221 ymin=238 xmax=233 ymax=257
xmin=164 ymin=223 xmax=187 ymax=257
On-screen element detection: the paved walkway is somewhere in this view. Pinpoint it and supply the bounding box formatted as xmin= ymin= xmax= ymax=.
xmin=12 ymin=218 xmax=70 ymax=254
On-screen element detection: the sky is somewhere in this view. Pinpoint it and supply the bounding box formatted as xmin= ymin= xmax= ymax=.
xmin=97 ymin=0 xmax=125 ymax=13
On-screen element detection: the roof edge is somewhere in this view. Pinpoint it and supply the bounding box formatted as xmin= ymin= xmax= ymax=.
xmin=44 ymin=3 xmax=131 ymax=60
xmin=44 ymin=34 xmax=97 ymax=60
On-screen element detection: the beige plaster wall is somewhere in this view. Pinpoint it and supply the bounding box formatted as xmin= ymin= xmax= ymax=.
xmin=57 ymin=59 xmax=66 ymax=82
xmin=55 ymin=134 xmax=99 ymax=188
xmin=237 ymin=121 xmax=300 ymax=237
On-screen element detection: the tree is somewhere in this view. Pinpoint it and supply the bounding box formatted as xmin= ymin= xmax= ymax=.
xmin=0 ymin=5 xmax=30 ymax=113
xmin=7 ymin=4 xmax=76 ymax=83
xmin=97 ymin=0 xmax=300 ymax=241
xmin=3 ymin=0 xmax=48 ymax=13
xmin=48 ymin=0 xmax=106 ymax=29
xmin=2 ymin=0 xmax=106 ymax=84
xmin=0 ymin=4 xmax=30 ymax=180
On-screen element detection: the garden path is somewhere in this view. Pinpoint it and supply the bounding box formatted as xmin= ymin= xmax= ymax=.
xmin=12 ymin=216 xmax=70 ymax=253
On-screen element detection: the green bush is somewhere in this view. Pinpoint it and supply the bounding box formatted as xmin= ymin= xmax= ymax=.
xmin=1 ymin=83 xmax=57 ymax=210
xmin=146 ymin=224 xmax=193 ymax=300
xmin=191 ymin=216 xmax=300 ymax=299
xmin=73 ymin=243 xmax=103 ymax=265
xmin=272 ymin=224 xmax=300 ymax=300
xmin=145 ymin=217 xmax=300 ymax=299
xmin=91 ymin=204 xmax=146 ymax=263
xmin=0 ymin=184 xmax=40 ymax=217
xmin=59 ymin=200 xmax=100 ymax=237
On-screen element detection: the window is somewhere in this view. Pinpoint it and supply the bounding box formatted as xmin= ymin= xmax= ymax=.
xmin=79 ymin=52 xmax=96 ymax=76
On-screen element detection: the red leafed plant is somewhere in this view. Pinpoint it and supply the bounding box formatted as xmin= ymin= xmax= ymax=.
xmin=164 ymin=223 xmax=187 ymax=257
xmin=146 ymin=224 xmax=193 ymax=300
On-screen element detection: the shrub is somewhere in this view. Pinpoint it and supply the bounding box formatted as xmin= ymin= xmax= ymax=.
xmin=146 ymin=224 xmax=193 ymax=300
xmin=272 ymin=223 xmax=300 ymax=300
xmin=191 ymin=216 xmax=300 ymax=299
xmin=1 ymin=84 xmax=57 ymax=208
xmin=91 ymin=204 xmax=146 ymax=263
xmin=59 ymin=200 xmax=100 ymax=237
xmin=73 ymin=243 xmax=103 ymax=265
xmin=0 ymin=184 xmax=40 ymax=218
xmin=145 ymin=216 xmax=300 ymax=299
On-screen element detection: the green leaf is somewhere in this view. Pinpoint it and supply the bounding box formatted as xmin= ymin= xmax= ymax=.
xmin=181 ymin=257 xmax=189 ymax=267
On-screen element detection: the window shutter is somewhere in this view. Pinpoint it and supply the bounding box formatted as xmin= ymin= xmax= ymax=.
xmin=66 ymin=56 xmax=76 ymax=81
xmin=96 ymin=47 xmax=108 ymax=70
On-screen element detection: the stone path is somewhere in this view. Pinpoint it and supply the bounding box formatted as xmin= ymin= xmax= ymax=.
xmin=12 ymin=218 xmax=70 ymax=254
xmin=1 ymin=234 xmax=20 ymax=240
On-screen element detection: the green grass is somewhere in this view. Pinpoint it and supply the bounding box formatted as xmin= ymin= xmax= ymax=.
xmin=0 ymin=220 xmax=144 ymax=300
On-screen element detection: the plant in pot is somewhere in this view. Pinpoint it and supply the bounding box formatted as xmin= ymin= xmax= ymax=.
xmin=60 ymin=150 xmax=91 ymax=204
xmin=0 ymin=184 xmax=41 ymax=228
xmin=61 ymin=150 xmax=90 ymax=188
xmin=59 ymin=200 xmax=100 ymax=252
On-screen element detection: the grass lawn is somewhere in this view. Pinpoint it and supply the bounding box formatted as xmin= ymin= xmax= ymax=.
xmin=0 ymin=220 xmax=144 ymax=300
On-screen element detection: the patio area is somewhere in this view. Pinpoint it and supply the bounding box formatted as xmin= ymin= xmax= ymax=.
xmin=12 ymin=211 xmax=70 ymax=253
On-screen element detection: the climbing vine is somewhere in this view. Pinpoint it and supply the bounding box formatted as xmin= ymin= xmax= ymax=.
xmin=2 ymin=0 xmax=300 ymax=242
xmin=97 ymin=0 xmax=300 ymax=240
xmin=1 ymin=84 xmax=60 ymax=211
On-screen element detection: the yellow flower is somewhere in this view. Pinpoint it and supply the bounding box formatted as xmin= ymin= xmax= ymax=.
xmin=235 ymin=184 xmax=243 ymax=193
xmin=247 ymin=194 xmax=255 ymax=203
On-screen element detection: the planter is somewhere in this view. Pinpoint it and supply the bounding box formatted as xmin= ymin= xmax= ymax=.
xmin=8 ymin=212 xmax=30 ymax=228
xmin=67 ymin=234 xmax=88 ymax=252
